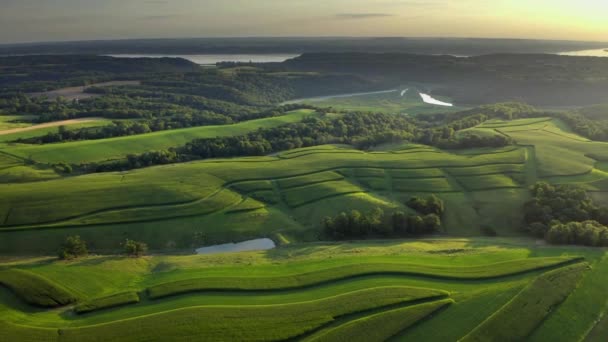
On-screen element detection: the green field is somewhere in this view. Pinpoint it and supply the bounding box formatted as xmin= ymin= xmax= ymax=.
xmin=0 ymin=109 xmax=318 ymax=164
xmin=292 ymin=88 xmax=468 ymax=115
xmin=2 ymin=117 xmax=608 ymax=254
xmin=0 ymin=118 xmax=113 ymax=143
xmin=0 ymin=238 xmax=606 ymax=341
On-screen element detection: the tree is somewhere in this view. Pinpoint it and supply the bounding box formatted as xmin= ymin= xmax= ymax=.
xmin=423 ymin=214 xmax=442 ymax=233
xmin=58 ymin=235 xmax=88 ymax=260
xmin=392 ymin=211 xmax=408 ymax=235
xmin=124 ymin=239 xmax=148 ymax=257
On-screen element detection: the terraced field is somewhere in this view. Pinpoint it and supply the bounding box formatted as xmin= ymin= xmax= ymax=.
xmin=0 ymin=238 xmax=605 ymax=341
xmin=2 ymin=117 xmax=608 ymax=254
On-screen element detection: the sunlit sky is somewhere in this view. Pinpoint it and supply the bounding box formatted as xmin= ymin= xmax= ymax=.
xmin=1 ymin=0 xmax=607 ymax=44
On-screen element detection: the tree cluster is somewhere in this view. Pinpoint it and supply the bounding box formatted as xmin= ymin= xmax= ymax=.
xmin=523 ymin=182 xmax=608 ymax=246
xmin=57 ymin=236 xmax=148 ymax=259
xmin=323 ymin=208 xmax=441 ymax=240
xmin=406 ymin=195 xmax=445 ymax=216
xmin=58 ymin=235 xmax=89 ymax=260
xmin=546 ymin=221 xmax=608 ymax=247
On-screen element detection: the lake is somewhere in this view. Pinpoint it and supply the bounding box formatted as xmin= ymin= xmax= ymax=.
xmin=195 ymin=238 xmax=276 ymax=255
xmin=107 ymin=54 xmax=300 ymax=65
xmin=558 ymin=49 xmax=608 ymax=57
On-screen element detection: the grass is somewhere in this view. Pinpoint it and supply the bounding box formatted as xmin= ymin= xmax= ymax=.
xmin=277 ymin=171 xmax=344 ymax=189
xmin=230 ymin=180 xmax=274 ymax=193
xmin=307 ymin=299 xmax=453 ymax=342
xmin=393 ymin=178 xmax=455 ymax=192
xmin=0 ymin=165 xmax=60 ymax=183
xmin=0 ymin=238 xmax=603 ymax=341
xmin=461 ymin=262 xmax=588 ymax=342
xmin=0 ymin=119 xmax=113 ymax=143
xmin=0 ymin=115 xmax=36 ymax=131
xmin=282 ymin=180 xmax=365 ymax=208
xmin=16 ymin=287 xmax=440 ymax=342
xmin=0 ymin=269 xmax=78 ymax=307
xmin=455 ymin=174 xmax=520 ymax=191
xmin=74 ymin=292 xmax=140 ymax=314
xmin=2 ymin=116 xmax=608 ymax=253
xmin=146 ymin=257 xmax=578 ymax=299
xmin=3 ymin=109 xmax=318 ymax=164
xmin=528 ymin=254 xmax=608 ymax=342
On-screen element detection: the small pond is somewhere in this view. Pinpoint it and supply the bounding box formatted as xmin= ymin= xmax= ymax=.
xmin=195 ymin=238 xmax=276 ymax=255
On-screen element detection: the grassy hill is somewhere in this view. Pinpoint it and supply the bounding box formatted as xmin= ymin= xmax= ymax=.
xmin=0 ymin=238 xmax=605 ymax=341
xmin=1 ymin=117 xmax=608 ymax=254
xmin=0 ymin=109 xmax=318 ymax=164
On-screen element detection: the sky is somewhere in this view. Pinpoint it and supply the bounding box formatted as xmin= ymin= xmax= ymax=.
xmin=1 ymin=0 xmax=607 ymax=44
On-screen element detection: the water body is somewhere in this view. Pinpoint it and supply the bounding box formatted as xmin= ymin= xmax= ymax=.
xmin=283 ymin=89 xmax=398 ymax=104
xmin=558 ymin=49 xmax=608 ymax=57
xmin=195 ymin=238 xmax=276 ymax=255
xmin=419 ymin=93 xmax=453 ymax=107
xmin=107 ymin=54 xmax=299 ymax=65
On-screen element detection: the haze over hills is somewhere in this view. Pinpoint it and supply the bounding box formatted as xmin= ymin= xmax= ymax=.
xmin=1 ymin=37 xmax=607 ymax=56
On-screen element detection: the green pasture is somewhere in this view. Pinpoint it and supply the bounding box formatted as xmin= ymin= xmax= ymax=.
xmin=0 ymin=119 xmax=113 ymax=143
xmin=0 ymin=238 xmax=605 ymax=341
xmin=1 ymin=109 xmax=318 ymax=164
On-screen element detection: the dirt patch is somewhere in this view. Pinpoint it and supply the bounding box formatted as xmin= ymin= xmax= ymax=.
xmin=27 ymin=80 xmax=140 ymax=101
xmin=0 ymin=118 xmax=105 ymax=136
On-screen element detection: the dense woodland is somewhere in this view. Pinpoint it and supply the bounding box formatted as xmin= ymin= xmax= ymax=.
xmin=524 ymin=182 xmax=608 ymax=246
xmin=323 ymin=195 xmax=445 ymax=239
xmin=277 ymin=53 xmax=608 ymax=106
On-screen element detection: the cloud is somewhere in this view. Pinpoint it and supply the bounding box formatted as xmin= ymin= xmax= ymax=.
xmin=335 ymin=13 xmax=395 ymax=20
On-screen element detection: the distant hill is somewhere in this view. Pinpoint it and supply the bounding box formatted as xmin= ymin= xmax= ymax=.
xmin=0 ymin=37 xmax=606 ymax=56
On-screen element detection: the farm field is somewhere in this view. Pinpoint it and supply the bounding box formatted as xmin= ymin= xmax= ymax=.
xmin=0 ymin=238 xmax=605 ymax=341
xmin=2 ymin=117 xmax=608 ymax=254
xmin=0 ymin=109 xmax=318 ymax=164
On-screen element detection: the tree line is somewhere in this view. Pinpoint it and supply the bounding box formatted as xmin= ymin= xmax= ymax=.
xmin=323 ymin=195 xmax=445 ymax=240
xmin=88 ymin=109 xmax=518 ymax=172
xmin=58 ymin=235 xmax=148 ymax=260
xmin=14 ymin=104 xmax=314 ymax=144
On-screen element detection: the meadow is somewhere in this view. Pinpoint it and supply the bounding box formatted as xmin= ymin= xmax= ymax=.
xmin=0 ymin=238 xmax=605 ymax=341
xmin=0 ymin=109 xmax=318 ymax=164
xmin=2 ymin=117 xmax=608 ymax=254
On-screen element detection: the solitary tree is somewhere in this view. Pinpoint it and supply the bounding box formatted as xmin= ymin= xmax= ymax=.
xmin=58 ymin=235 xmax=88 ymax=260
xmin=124 ymin=239 xmax=148 ymax=257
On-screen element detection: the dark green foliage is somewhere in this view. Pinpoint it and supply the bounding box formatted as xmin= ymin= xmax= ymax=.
xmin=123 ymin=239 xmax=148 ymax=257
xmin=407 ymin=195 xmax=445 ymax=216
xmin=323 ymin=207 xmax=440 ymax=240
xmin=523 ymin=182 xmax=608 ymax=246
xmin=546 ymin=221 xmax=608 ymax=247
xmin=58 ymin=235 xmax=89 ymax=260
xmin=285 ymin=53 xmax=608 ymax=106
xmin=0 ymin=269 xmax=78 ymax=307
